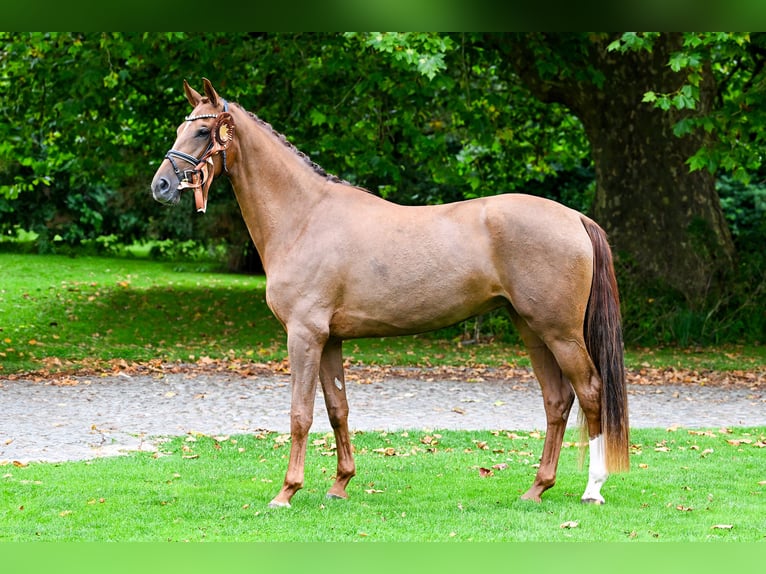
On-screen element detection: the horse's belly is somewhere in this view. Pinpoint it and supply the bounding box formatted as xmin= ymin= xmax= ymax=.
xmin=329 ymin=285 xmax=506 ymax=339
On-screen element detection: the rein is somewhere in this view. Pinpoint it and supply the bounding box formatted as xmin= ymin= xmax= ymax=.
xmin=164 ymin=99 xmax=235 ymax=213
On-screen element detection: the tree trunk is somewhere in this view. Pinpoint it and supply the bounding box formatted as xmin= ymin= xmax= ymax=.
xmin=498 ymin=33 xmax=735 ymax=303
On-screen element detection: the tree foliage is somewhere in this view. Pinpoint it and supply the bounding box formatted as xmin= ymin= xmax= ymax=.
xmin=608 ymin=32 xmax=766 ymax=184
xmin=0 ymin=32 xmax=589 ymax=253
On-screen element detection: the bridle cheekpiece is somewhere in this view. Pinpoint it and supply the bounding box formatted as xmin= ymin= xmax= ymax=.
xmin=164 ymin=99 xmax=235 ymax=213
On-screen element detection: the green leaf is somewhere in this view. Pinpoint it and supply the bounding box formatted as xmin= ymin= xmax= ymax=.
xmin=606 ymin=40 xmax=623 ymax=52
xmin=687 ymin=152 xmax=708 ymax=172
xmin=669 ymin=53 xmax=688 ymax=72
xmin=673 ymin=118 xmax=694 ymax=137
xmin=642 ymin=91 xmax=657 ymax=103
xmin=657 ymin=96 xmax=673 ymax=111
xmin=309 ymin=109 xmax=327 ymax=127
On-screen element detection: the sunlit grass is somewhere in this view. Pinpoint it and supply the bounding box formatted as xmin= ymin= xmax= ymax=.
xmin=1 ymin=427 xmax=764 ymax=542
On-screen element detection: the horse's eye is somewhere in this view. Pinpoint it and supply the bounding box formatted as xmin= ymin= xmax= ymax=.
xmin=196 ymin=127 xmax=210 ymax=138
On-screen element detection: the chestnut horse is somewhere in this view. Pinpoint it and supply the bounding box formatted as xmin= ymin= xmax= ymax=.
xmin=151 ymin=79 xmax=629 ymax=508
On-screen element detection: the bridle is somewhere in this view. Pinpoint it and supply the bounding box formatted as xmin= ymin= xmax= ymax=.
xmin=164 ymin=99 xmax=235 ymax=213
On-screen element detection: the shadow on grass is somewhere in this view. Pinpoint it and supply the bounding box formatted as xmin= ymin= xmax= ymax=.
xmin=32 ymin=282 xmax=286 ymax=365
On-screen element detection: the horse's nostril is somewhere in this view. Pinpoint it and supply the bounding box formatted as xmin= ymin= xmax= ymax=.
xmin=158 ymin=177 xmax=171 ymax=193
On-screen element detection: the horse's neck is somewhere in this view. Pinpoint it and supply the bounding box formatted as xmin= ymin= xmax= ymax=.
xmin=227 ymin=112 xmax=326 ymax=266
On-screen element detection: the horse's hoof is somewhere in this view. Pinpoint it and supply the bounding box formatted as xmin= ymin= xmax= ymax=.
xmin=581 ymin=497 xmax=605 ymax=505
xmin=520 ymin=492 xmax=542 ymax=503
xmin=326 ymin=492 xmax=347 ymax=500
xmin=268 ymin=499 xmax=291 ymax=509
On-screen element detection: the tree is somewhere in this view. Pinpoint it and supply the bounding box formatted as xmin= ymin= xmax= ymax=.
xmin=485 ymin=32 xmax=739 ymax=304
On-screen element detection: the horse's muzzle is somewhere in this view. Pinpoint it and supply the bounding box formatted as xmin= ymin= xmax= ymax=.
xmin=151 ymin=174 xmax=181 ymax=206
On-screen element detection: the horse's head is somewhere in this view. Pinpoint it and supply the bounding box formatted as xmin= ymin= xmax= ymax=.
xmin=151 ymin=78 xmax=235 ymax=213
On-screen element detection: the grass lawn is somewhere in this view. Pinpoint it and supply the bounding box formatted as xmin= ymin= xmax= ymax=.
xmin=2 ymin=252 xmax=764 ymax=374
xmin=2 ymin=427 xmax=764 ymax=542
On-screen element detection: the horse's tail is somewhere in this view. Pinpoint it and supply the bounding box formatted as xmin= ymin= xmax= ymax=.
xmin=581 ymin=217 xmax=630 ymax=473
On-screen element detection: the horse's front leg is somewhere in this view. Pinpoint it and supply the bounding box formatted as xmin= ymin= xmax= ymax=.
xmin=319 ymin=338 xmax=356 ymax=500
xmin=269 ymin=327 xmax=324 ymax=508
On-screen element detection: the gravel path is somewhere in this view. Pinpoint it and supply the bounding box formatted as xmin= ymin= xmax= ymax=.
xmin=1 ymin=367 xmax=764 ymax=463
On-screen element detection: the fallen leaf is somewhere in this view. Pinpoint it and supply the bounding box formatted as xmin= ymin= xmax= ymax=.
xmin=478 ymin=467 xmax=493 ymax=477
xmin=365 ymin=489 xmax=384 ymax=494
xmin=492 ymin=463 xmax=509 ymax=471
xmin=688 ymin=430 xmax=716 ymax=437
xmin=452 ymin=407 xmax=466 ymax=415
xmin=726 ymin=439 xmax=751 ymax=446
xmin=711 ymin=524 xmax=733 ymax=530
xmin=676 ymin=505 xmax=693 ymax=511
xmin=560 ymin=521 xmax=579 ymax=529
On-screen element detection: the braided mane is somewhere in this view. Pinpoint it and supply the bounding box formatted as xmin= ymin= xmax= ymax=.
xmin=233 ymin=103 xmax=350 ymax=186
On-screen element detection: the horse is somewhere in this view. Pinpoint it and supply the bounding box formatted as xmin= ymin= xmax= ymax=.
xmin=151 ymin=78 xmax=629 ymax=508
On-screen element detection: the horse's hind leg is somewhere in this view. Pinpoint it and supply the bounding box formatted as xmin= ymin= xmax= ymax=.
xmin=319 ymin=338 xmax=356 ymax=500
xmin=512 ymin=314 xmax=576 ymax=503
xmin=545 ymin=337 xmax=608 ymax=504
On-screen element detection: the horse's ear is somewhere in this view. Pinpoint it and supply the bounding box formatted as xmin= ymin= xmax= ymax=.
xmin=202 ymin=78 xmax=219 ymax=107
xmin=184 ymin=79 xmax=203 ymax=107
